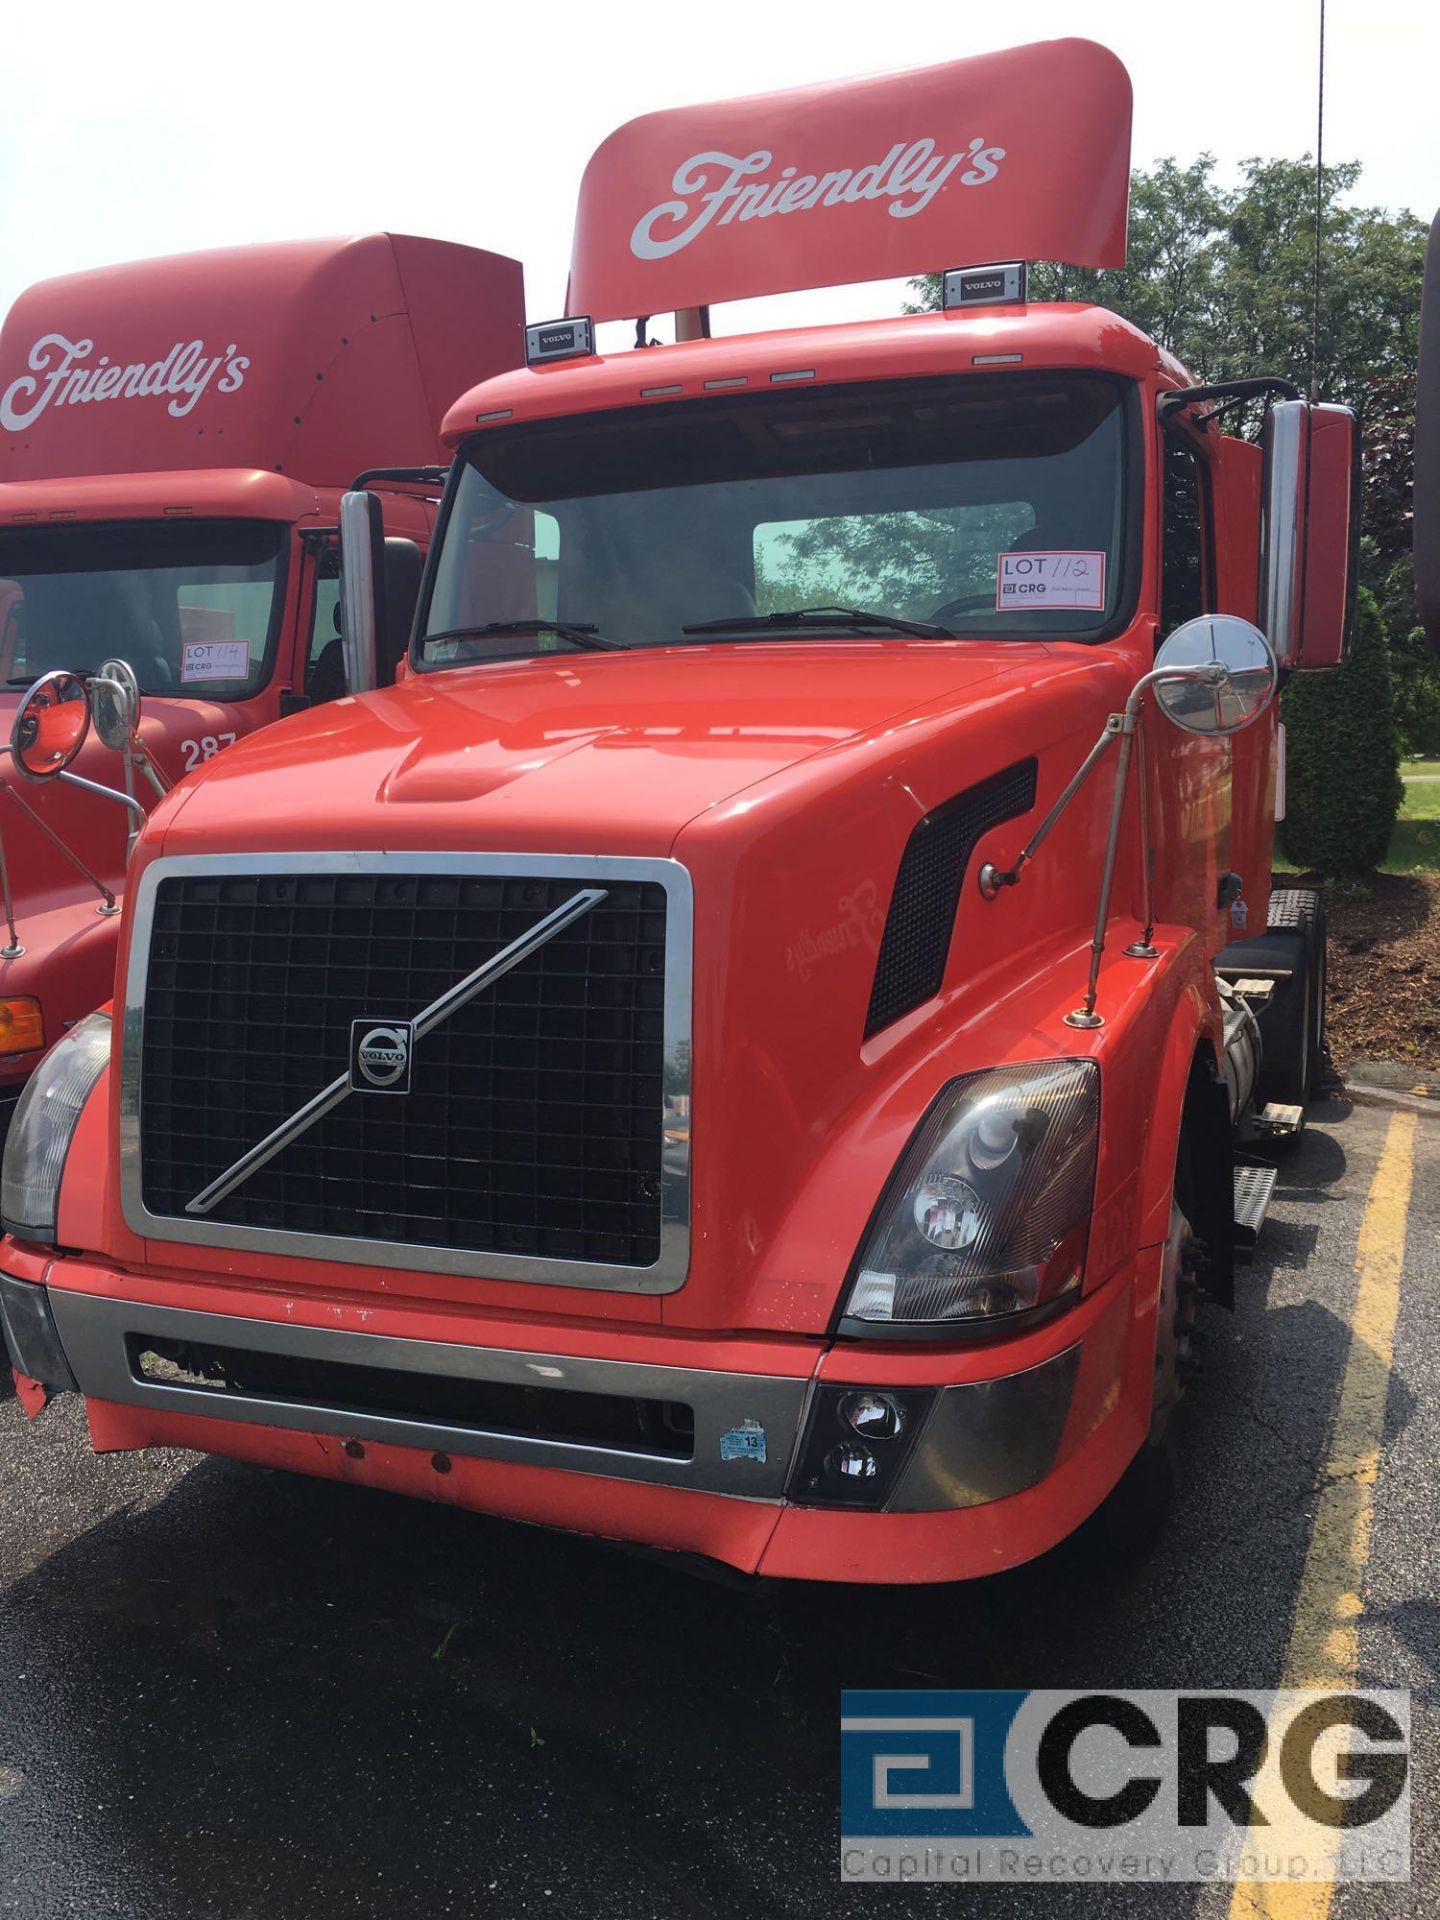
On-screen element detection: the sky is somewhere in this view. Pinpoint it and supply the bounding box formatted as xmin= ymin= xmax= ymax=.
xmin=1 ymin=0 xmax=1436 ymax=351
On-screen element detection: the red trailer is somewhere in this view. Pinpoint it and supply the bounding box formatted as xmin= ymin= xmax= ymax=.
xmin=0 ymin=45 xmax=1360 ymax=1581
xmin=0 ymin=234 xmax=524 ymax=1133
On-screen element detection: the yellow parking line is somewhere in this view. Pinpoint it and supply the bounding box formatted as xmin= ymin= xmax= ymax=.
xmin=1227 ymin=1109 xmax=1417 ymax=1920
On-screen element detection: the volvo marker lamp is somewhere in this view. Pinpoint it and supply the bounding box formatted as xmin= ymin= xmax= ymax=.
xmin=525 ymin=317 xmax=596 ymax=366
xmin=942 ymin=263 xmax=1027 ymax=310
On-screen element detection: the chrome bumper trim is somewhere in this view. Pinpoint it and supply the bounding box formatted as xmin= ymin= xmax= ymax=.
xmin=887 ymin=1344 xmax=1081 ymax=1511
xmin=45 ymin=1290 xmax=812 ymax=1501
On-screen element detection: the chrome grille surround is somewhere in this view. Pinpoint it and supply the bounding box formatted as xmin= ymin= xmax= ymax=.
xmin=119 ymin=852 xmax=693 ymax=1293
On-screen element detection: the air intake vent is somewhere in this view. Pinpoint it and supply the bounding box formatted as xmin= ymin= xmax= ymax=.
xmin=865 ymin=759 xmax=1038 ymax=1037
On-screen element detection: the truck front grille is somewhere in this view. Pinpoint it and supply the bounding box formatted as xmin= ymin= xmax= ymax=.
xmin=136 ymin=866 xmax=674 ymax=1273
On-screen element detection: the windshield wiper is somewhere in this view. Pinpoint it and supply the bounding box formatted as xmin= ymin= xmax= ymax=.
xmin=425 ymin=621 xmax=628 ymax=653
xmin=682 ymin=604 xmax=954 ymax=641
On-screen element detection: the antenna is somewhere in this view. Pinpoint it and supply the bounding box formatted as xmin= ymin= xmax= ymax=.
xmin=1310 ymin=0 xmax=1327 ymax=402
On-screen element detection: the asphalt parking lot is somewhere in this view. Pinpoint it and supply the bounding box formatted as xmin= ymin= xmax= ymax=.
xmin=1 ymin=1096 xmax=1436 ymax=1919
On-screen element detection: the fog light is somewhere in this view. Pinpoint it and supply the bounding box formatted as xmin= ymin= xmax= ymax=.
xmin=912 ymin=1175 xmax=980 ymax=1250
xmin=840 ymin=1390 xmax=906 ymax=1440
xmin=826 ymin=1442 xmax=877 ymax=1481
xmin=787 ymin=1383 xmax=934 ymax=1509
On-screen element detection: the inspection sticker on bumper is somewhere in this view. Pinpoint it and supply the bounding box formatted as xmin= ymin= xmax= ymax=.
xmin=841 ymin=1689 xmax=1410 ymax=1883
xmin=996 ymin=549 xmax=1106 ymax=610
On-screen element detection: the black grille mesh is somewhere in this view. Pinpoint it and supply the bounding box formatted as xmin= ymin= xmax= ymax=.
xmin=139 ymin=871 xmax=668 ymax=1267
xmin=865 ymin=759 xmax=1038 ymax=1037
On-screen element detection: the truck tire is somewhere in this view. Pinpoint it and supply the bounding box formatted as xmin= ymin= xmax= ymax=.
xmin=1257 ymin=889 xmax=1327 ymax=1109
xmin=1087 ymin=1193 xmax=1194 ymax=1559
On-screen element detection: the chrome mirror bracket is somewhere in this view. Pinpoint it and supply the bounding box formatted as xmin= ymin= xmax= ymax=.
xmin=1066 ymin=662 xmax=1232 ymax=1031
xmin=978 ymin=715 xmax=1124 ymax=900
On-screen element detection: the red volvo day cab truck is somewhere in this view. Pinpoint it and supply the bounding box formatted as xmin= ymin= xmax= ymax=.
xmin=0 ymin=234 xmax=524 ymax=1137
xmin=0 ymin=44 xmax=1358 ymax=1579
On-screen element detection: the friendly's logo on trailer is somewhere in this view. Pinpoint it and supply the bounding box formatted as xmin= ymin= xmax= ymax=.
xmin=0 ymin=332 xmax=250 ymax=432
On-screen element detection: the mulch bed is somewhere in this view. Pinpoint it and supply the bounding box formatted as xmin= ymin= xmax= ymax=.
xmin=1280 ymin=870 xmax=1440 ymax=1074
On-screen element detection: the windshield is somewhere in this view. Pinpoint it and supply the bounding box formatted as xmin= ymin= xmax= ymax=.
xmin=0 ymin=519 xmax=286 ymax=696
xmin=418 ymin=373 xmax=1134 ymax=666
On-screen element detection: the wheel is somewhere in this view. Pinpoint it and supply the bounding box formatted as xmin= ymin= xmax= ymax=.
xmin=1088 ymin=1193 xmax=1196 ymax=1558
xmin=1257 ymin=888 xmax=1326 ymax=1108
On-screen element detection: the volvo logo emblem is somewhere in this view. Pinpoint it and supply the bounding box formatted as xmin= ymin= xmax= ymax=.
xmin=349 ymin=1020 xmax=414 ymax=1095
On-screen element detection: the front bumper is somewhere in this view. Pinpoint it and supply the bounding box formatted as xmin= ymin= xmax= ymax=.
xmin=5 ymin=1250 xmax=1158 ymax=1582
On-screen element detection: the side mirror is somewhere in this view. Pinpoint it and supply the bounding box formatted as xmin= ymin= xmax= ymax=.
xmin=11 ymin=670 xmax=91 ymax=780
xmin=91 ymin=657 xmax=141 ymax=750
xmin=1152 ymin=615 xmax=1277 ymax=735
xmin=1259 ymin=398 xmax=1360 ymax=670
xmin=338 ymin=490 xmax=384 ymax=695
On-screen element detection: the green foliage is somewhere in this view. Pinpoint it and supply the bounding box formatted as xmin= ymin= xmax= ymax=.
xmin=910 ymin=154 xmax=1426 ymax=417
xmin=1279 ymin=590 xmax=1404 ymax=876
xmin=1388 ymin=618 xmax=1440 ymax=757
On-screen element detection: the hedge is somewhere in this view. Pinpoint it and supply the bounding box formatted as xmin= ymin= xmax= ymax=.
xmin=1278 ymin=587 xmax=1403 ymax=877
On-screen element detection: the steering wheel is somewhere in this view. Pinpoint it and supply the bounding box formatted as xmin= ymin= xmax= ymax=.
xmin=930 ymin=591 xmax=995 ymax=623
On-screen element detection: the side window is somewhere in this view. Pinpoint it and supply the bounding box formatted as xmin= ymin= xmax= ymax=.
xmin=534 ymin=511 xmax=560 ymax=624
xmin=1160 ymin=435 xmax=1209 ymax=633
xmin=305 ymin=540 xmax=343 ymax=702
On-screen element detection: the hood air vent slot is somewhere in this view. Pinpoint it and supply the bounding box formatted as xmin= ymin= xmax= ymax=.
xmin=865 ymin=759 xmax=1038 ymax=1038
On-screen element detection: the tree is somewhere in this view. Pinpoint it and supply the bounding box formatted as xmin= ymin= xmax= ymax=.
xmin=910 ymin=155 xmax=1427 ymax=419
xmin=1279 ymin=589 xmax=1403 ymax=875
xmin=1362 ymin=382 xmax=1440 ymax=754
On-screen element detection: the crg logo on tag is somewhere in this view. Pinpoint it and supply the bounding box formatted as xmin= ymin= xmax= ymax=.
xmin=349 ymin=1021 xmax=413 ymax=1095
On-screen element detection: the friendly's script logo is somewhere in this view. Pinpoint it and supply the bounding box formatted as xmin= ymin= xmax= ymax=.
xmin=630 ymin=136 xmax=1007 ymax=260
xmin=0 ymin=332 xmax=251 ymax=431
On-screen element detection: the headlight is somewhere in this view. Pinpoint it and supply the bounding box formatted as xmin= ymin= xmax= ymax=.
xmin=843 ymin=1059 xmax=1099 ymax=1331
xmin=1 ymin=1012 xmax=111 ymax=1241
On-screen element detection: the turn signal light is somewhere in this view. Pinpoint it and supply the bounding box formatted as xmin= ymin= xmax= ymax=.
xmin=0 ymin=998 xmax=44 ymax=1056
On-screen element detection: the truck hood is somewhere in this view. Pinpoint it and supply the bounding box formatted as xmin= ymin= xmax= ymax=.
xmin=138 ymin=635 xmax=1129 ymax=1340
xmin=160 ymin=642 xmax=1048 ymax=857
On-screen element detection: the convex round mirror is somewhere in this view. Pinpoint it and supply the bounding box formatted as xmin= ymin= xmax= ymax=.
xmin=1153 ymin=616 xmax=1277 ymax=736
xmin=11 ymin=670 xmax=91 ymax=780
xmin=91 ymin=658 xmax=142 ymax=750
